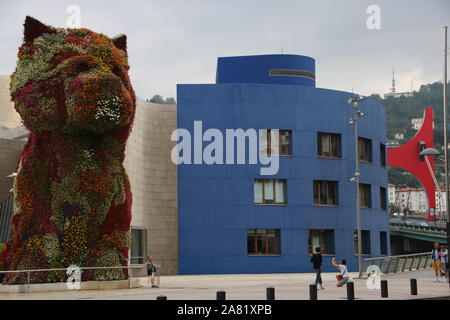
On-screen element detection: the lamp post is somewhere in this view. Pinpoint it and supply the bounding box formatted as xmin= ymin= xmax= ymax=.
xmin=348 ymin=94 xmax=365 ymax=277
xmin=443 ymin=26 xmax=449 ymax=254
xmin=420 ymin=148 xmax=444 ymax=223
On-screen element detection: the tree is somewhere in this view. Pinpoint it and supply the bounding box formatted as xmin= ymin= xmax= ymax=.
xmin=149 ymin=94 xmax=164 ymax=104
xmin=165 ymin=97 xmax=176 ymax=104
xmin=148 ymin=95 xmax=176 ymax=104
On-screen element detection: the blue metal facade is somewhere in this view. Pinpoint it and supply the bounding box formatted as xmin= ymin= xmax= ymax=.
xmin=216 ymin=54 xmax=315 ymax=87
xmin=177 ymin=54 xmax=389 ymax=274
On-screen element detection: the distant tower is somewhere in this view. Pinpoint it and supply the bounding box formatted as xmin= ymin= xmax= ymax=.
xmin=391 ymin=68 xmax=396 ymax=93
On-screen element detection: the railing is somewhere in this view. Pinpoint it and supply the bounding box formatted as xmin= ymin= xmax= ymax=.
xmin=358 ymin=252 xmax=432 ymax=278
xmin=0 ymin=264 xmax=156 ymax=292
xmin=390 ymin=222 xmax=447 ymax=236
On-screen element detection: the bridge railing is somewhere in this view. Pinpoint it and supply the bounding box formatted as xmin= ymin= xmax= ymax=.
xmin=358 ymin=252 xmax=432 ymax=278
xmin=390 ymin=222 xmax=446 ymax=235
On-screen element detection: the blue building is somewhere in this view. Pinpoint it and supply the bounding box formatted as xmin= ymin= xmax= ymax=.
xmin=176 ymin=54 xmax=389 ymax=274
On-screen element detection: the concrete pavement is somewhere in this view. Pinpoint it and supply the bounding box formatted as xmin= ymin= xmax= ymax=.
xmin=0 ymin=270 xmax=448 ymax=300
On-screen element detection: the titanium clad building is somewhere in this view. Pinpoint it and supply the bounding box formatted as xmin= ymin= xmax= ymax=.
xmin=177 ymin=54 xmax=389 ymax=274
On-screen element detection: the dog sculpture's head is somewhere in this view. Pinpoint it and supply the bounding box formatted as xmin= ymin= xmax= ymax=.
xmin=10 ymin=16 xmax=135 ymax=136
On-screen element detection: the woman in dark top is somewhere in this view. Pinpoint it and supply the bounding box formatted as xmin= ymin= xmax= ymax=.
xmin=145 ymin=256 xmax=158 ymax=288
xmin=310 ymin=247 xmax=324 ymax=289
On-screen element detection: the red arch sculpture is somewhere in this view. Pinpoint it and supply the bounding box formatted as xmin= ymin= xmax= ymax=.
xmin=387 ymin=108 xmax=436 ymax=220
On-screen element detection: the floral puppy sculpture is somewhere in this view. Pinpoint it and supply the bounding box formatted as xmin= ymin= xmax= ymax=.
xmin=0 ymin=17 xmax=135 ymax=284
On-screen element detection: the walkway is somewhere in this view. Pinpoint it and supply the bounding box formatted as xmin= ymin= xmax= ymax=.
xmin=0 ymin=270 xmax=448 ymax=300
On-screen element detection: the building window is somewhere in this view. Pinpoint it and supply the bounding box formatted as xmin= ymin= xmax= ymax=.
xmin=254 ymin=179 xmax=287 ymax=204
xmin=354 ymin=230 xmax=371 ymax=255
xmin=279 ymin=130 xmax=292 ymax=155
xmin=247 ymin=229 xmax=281 ymax=255
xmin=380 ymin=231 xmax=388 ymax=255
xmin=269 ymin=69 xmax=316 ymax=80
xmin=317 ymin=132 xmax=341 ymax=158
xmin=380 ymin=187 xmax=387 ymax=210
xmin=360 ymin=183 xmax=372 ymax=208
xmin=358 ymin=137 xmax=372 ymax=162
xmin=308 ymin=229 xmax=334 ymax=254
xmin=131 ymin=228 xmax=147 ymax=264
xmin=313 ymin=180 xmax=338 ymax=206
xmin=380 ymin=144 xmax=386 ymax=166
xmin=260 ymin=129 xmax=292 ymax=156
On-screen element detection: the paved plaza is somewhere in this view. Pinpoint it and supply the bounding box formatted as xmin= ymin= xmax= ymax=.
xmin=0 ymin=270 xmax=449 ymax=300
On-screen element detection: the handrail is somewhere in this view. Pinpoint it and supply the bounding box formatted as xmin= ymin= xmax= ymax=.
xmin=0 ymin=263 xmax=161 ymax=274
xmin=390 ymin=224 xmax=446 ymax=236
xmin=362 ymin=251 xmax=430 ymax=261
xmin=358 ymin=252 xmax=432 ymax=278
xmin=0 ymin=263 xmax=161 ymax=292
xmin=0 ymin=265 xmax=144 ymax=274
xmin=390 ymin=222 xmax=446 ymax=231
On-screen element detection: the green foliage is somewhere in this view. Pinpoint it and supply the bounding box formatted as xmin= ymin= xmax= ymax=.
xmin=3 ymin=19 xmax=134 ymax=284
xmin=92 ymin=248 xmax=125 ymax=281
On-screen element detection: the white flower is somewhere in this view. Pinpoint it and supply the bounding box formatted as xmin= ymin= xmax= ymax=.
xmin=95 ymin=96 xmax=122 ymax=123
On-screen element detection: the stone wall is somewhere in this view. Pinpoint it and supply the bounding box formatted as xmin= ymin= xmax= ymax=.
xmin=124 ymin=98 xmax=178 ymax=275
xmin=0 ymin=138 xmax=26 ymax=202
xmin=0 ymin=75 xmax=21 ymax=131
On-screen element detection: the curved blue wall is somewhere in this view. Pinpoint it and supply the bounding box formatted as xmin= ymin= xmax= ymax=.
xmin=177 ymin=55 xmax=389 ymax=275
xmin=216 ymin=54 xmax=316 ymax=87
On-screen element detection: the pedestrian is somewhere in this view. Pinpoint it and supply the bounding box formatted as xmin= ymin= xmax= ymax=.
xmin=431 ymin=242 xmax=442 ymax=282
xmin=332 ymin=257 xmax=349 ymax=287
xmin=440 ymin=245 xmax=448 ymax=283
xmin=145 ymin=255 xmax=158 ymax=288
xmin=310 ymin=247 xmax=324 ymax=290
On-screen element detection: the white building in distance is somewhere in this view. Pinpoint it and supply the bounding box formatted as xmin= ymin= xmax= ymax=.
xmin=411 ymin=118 xmax=424 ymax=130
xmin=389 ymin=185 xmax=447 ymax=219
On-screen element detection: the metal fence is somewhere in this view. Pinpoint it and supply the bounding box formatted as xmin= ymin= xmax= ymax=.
xmin=0 ymin=263 xmax=160 ymax=292
xmin=358 ymin=252 xmax=432 ymax=278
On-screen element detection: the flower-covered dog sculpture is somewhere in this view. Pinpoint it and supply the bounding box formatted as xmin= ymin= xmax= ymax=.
xmin=0 ymin=17 xmax=135 ymax=284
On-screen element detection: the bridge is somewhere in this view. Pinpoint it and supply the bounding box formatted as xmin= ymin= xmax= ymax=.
xmin=390 ymin=219 xmax=447 ymax=243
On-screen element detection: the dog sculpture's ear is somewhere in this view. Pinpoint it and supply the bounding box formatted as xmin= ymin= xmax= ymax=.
xmin=112 ymin=35 xmax=127 ymax=53
xmin=23 ymin=16 xmax=55 ymax=43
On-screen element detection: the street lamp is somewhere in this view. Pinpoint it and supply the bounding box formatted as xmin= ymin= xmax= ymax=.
xmin=419 ymin=148 xmax=441 ymax=156
xmin=348 ymin=94 xmax=366 ymax=277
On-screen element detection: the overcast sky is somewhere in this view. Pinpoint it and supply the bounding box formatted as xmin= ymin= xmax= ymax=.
xmin=0 ymin=0 xmax=449 ymax=100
